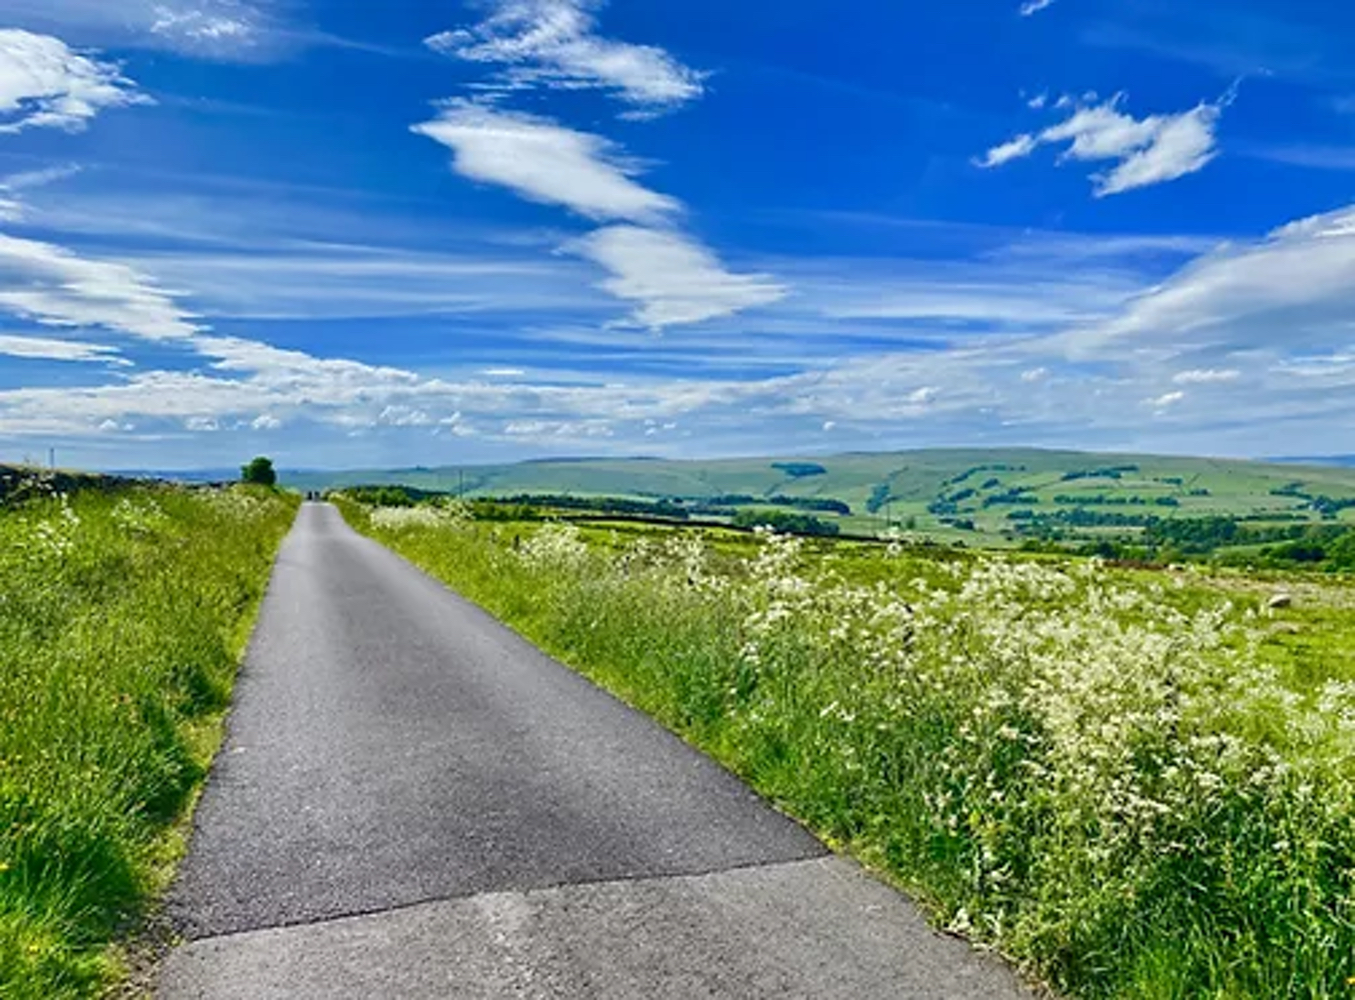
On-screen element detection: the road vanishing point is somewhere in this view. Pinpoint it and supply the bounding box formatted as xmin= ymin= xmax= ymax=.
xmin=158 ymin=503 xmax=1036 ymax=999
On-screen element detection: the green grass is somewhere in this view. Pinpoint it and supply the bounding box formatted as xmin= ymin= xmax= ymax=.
xmin=0 ymin=483 xmax=297 ymax=999
xmin=341 ymin=498 xmax=1355 ymax=1000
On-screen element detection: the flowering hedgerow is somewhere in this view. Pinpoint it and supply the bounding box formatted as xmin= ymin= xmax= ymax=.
xmin=345 ymin=505 xmax=1354 ymax=999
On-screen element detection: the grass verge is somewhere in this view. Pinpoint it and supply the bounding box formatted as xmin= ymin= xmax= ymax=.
xmin=0 ymin=483 xmax=297 ymax=998
xmin=338 ymin=498 xmax=1355 ymax=1000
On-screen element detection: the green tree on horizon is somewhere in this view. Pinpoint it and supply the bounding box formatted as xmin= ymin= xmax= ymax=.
xmin=241 ymin=456 xmax=278 ymax=487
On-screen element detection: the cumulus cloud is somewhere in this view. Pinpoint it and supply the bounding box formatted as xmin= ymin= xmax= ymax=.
xmin=413 ymin=102 xmax=678 ymax=223
xmin=0 ymin=29 xmax=148 ymax=134
xmin=979 ymin=92 xmax=1229 ymax=196
xmin=1019 ymin=0 xmax=1057 ymax=15
xmin=427 ymin=0 xmax=705 ymax=115
xmin=569 ymin=225 xmax=787 ymax=328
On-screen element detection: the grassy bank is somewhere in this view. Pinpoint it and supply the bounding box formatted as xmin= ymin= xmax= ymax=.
xmin=339 ymin=498 xmax=1354 ymax=1000
xmin=0 ymin=482 xmax=297 ymax=998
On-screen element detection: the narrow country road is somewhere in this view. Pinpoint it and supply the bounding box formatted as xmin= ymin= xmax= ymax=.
xmin=158 ymin=503 xmax=1035 ymax=999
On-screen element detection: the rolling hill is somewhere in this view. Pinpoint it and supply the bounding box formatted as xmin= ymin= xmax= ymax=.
xmin=284 ymin=448 xmax=1355 ymax=545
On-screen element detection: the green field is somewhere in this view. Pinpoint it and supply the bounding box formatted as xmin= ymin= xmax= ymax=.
xmin=338 ymin=495 xmax=1355 ymax=1000
xmin=287 ymin=448 xmax=1355 ymax=549
xmin=0 ymin=474 xmax=297 ymax=998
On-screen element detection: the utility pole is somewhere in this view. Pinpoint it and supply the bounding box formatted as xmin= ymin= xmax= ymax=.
xmin=48 ymin=447 xmax=55 ymax=470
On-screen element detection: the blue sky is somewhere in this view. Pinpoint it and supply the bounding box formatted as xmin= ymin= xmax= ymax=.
xmin=1 ymin=0 xmax=1354 ymax=469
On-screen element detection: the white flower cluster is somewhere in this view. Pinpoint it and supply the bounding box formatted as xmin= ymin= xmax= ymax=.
xmin=16 ymin=494 xmax=82 ymax=560
xmin=516 ymin=521 xmax=589 ymax=572
xmin=370 ymin=501 xmax=471 ymax=531
xmin=197 ymin=487 xmax=274 ymax=522
xmin=111 ymin=496 xmax=168 ymax=535
xmin=524 ymin=527 xmax=1351 ymax=945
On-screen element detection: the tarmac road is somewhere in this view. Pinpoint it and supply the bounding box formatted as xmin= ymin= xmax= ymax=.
xmin=158 ymin=503 xmax=1035 ymax=999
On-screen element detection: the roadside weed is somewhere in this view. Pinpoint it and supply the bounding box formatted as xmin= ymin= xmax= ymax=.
xmin=0 ymin=484 xmax=296 ymax=999
xmin=343 ymin=500 xmax=1355 ymax=1000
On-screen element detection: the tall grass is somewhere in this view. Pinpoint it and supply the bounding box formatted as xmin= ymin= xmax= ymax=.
xmin=342 ymin=500 xmax=1355 ymax=1000
xmin=0 ymin=483 xmax=297 ymax=999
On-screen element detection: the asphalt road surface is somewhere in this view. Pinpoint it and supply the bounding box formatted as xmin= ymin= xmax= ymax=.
xmin=159 ymin=503 xmax=1035 ymax=999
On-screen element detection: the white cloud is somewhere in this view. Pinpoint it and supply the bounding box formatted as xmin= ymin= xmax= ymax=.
xmin=15 ymin=190 xmax=1355 ymax=461
xmin=0 ymin=29 xmax=148 ymax=134
xmin=1238 ymin=143 xmax=1355 ymax=172
xmin=1084 ymin=204 xmax=1355 ymax=356
xmin=0 ymin=164 xmax=83 ymax=191
xmin=979 ymin=93 xmax=1227 ymax=196
xmin=413 ymin=102 xmax=678 ymax=223
xmin=0 ymin=332 xmax=128 ymax=364
xmin=150 ymin=7 xmax=257 ymax=47
xmin=412 ymin=104 xmax=786 ymax=327
xmin=1146 ymin=390 xmax=1186 ymax=409
xmin=251 ymin=413 xmax=281 ymax=430
xmin=1 ymin=0 xmax=285 ymax=61
xmin=1019 ymin=0 xmax=1057 ymax=16
xmin=1173 ymin=368 xmax=1240 ymax=384
xmin=977 ymin=134 xmax=1037 ymax=168
xmin=820 ymin=274 xmax=1133 ymax=327
xmin=569 ymin=225 xmax=787 ymax=329
xmin=426 ymin=0 xmax=705 ymax=115
xmin=376 ymin=405 xmax=433 ymax=427
xmin=1026 ymin=92 xmax=1047 ymax=110
xmin=0 ymin=232 xmax=201 ymax=340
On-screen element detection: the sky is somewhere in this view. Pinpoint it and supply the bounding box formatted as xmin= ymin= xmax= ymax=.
xmin=0 ymin=0 xmax=1354 ymax=470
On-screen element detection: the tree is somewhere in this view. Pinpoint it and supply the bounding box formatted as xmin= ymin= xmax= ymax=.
xmin=241 ymin=456 xmax=277 ymax=487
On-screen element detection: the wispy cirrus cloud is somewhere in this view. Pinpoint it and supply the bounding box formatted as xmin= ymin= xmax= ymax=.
xmin=426 ymin=0 xmax=706 ymax=116
xmin=414 ymin=102 xmax=787 ymax=328
xmin=1080 ymin=203 xmax=1355 ymax=356
xmin=0 ymin=29 xmax=148 ymax=134
xmin=0 ymin=164 xmax=83 ymax=192
xmin=0 ymin=332 xmax=129 ymax=365
xmin=412 ymin=101 xmax=678 ymax=223
xmin=977 ymin=91 xmax=1231 ymax=196
xmin=569 ymin=226 xmax=786 ymax=329
xmin=8 ymin=208 xmax=1355 ymax=460
xmin=0 ymin=230 xmax=497 ymax=440
xmin=0 ymin=0 xmax=312 ymax=62
xmin=1019 ymin=0 xmax=1058 ymax=17
xmin=0 ymin=232 xmax=200 ymax=341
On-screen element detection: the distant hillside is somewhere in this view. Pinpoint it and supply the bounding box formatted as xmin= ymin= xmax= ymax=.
xmin=286 ymin=448 xmax=1355 ymax=545
xmin=1271 ymin=455 xmax=1355 ymax=468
